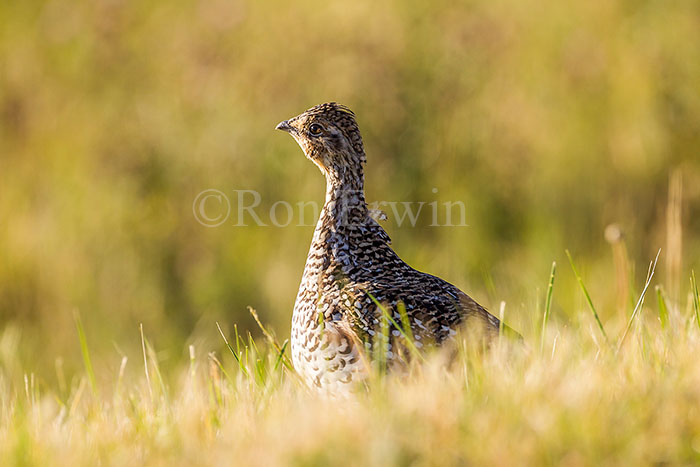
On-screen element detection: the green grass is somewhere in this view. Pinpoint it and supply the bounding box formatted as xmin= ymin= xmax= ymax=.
xmin=73 ymin=310 xmax=97 ymax=397
xmin=692 ymin=271 xmax=700 ymax=330
xmin=566 ymin=250 xmax=609 ymax=345
xmin=540 ymin=261 xmax=556 ymax=352
xmin=656 ymin=286 xmax=669 ymax=330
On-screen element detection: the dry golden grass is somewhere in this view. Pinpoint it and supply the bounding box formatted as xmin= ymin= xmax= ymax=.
xmin=2 ymin=286 xmax=700 ymax=466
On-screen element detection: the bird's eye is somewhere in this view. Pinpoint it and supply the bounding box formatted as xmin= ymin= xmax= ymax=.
xmin=309 ymin=123 xmax=324 ymax=136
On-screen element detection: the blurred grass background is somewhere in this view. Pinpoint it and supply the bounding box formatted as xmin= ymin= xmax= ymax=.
xmin=0 ymin=0 xmax=699 ymax=380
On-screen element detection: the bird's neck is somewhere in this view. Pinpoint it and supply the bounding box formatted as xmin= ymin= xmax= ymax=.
xmin=322 ymin=167 xmax=367 ymax=228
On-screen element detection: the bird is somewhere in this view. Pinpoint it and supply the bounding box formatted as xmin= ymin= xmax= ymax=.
xmin=276 ymin=102 xmax=505 ymax=391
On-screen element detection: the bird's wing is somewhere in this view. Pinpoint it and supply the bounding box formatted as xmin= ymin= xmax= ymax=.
xmin=338 ymin=269 xmax=500 ymax=347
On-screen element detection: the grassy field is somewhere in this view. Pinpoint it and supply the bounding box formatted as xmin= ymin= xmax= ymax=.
xmin=2 ymin=270 xmax=700 ymax=465
xmin=1 ymin=0 xmax=700 ymax=464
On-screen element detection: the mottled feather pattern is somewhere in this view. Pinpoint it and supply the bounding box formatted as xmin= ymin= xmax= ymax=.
xmin=277 ymin=102 xmax=501 ymax=391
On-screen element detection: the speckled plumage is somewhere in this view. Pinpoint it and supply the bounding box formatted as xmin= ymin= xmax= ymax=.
xmin=276 ymin=102 xmax=501 ymax=391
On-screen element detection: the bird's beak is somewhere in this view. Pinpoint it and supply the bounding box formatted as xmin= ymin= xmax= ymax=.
xmin=275 ymin=120 xmax=293 ymax=133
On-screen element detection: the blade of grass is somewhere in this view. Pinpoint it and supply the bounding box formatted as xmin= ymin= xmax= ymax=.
xmin=74 ymin=310 xmax=97 ymax=396
xmin=248 ymin=331 xmax=260 ymax=358
xmin=375 ymin=311 xmax=388 ymax=376
xmin=189 ymin=345 xmax=196 ymax=382
xmin=114 ymin=356 xmax=128 ymax=401
xmin=257 ymin=359 xmax=267 ymax=385
xmin=540 ymin=261 xmax=557 ymax=352
xmin=234 ymin=323 xmax=251 ymax=372
xmin=274 ymin=340 xmax=289 ymax=371
xmin=551 ymin=333 xmax=559 ymax=360
xmin=397 ymin=301 xmax=415 ymax=343
xmin=208 ymin=352 xmax=233 ymax=386
xmin=55 ymin=358 xmax=67 ymax=398
xmin=249 ymin=307 xmax=294 ymax=371
xmin=617 ymin=249 xmax=661 ymax=352
xmin=367 ymin=293 xmax=424 ymax=362
xmin=589 ymin=324 xmax=601 ymax=355
xmin=691 ymin=270 xmax=700 ymax=329
xmin=68 ymin=378 xmax=87 ymax=419
xmin=234 ymin=324 xmax=242 ymax=359
xmin=23 ymin=373 xmax=30 ymax=405
xmin=498 ymin=301 xmax=506 ymax=335
xmin=208 ymin=354 xmax=223 ymax=407
xmin=140 ymin=323 xmax=153 ymax=403
xmin=216 ymin=322 xmax=249 ymax=377
xmin=497 ymin=301 xmax=523 ymax=347
xmin=145 ymin=338 xmax=169 ymax=403
xmin=655 ymin=285 xmax=669 ymax=330
xmin=566 ymin=250 xmax=609 ymax=344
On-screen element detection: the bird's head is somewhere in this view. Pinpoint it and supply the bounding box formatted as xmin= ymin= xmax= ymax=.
xmin=276 ymin=103 xmax=366 ymax=182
